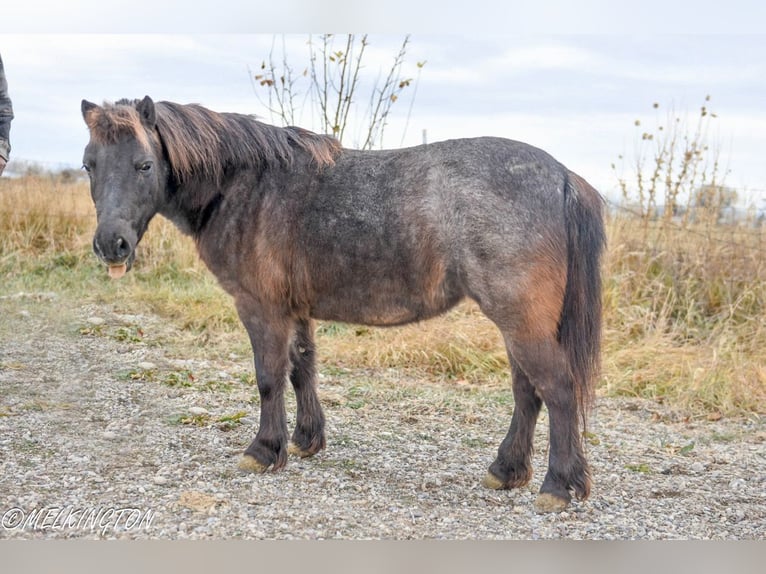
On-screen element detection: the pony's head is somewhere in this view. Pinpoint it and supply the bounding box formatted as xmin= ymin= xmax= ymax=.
xmin=81 ymin=96 xmax=168 ymax=279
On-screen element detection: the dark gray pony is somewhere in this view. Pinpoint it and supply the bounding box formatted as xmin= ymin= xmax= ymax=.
xmin=81 ymin=96 xmax=605 ymax=512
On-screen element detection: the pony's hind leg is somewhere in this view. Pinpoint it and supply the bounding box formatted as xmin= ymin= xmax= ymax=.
xmin=483 ymin=357 xmax=542 ymax=490
xmin=477 ymin=257 xmax=589 ymax=511
xmin=507 ymin=336 xmax=591 ymax=512
xmin=287 ymin=318 xmax=326 ymax=458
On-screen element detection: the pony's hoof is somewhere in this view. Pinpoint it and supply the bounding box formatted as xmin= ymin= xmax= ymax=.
xmin=482 ymin=472 xmax=507 ymax=490
xmin=534 ymin=492 xmax=570 ymax=513
xmin=238 ymin=454 xmax=269 ymax=473
xmin=288 ymin=441 xmax=314 ymax=458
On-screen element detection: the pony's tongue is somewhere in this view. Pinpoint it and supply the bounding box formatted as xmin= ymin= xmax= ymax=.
xmin=108 ymin=264 xmax=128 ymax=280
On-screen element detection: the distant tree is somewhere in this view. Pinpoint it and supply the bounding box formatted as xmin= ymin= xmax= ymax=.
xmin=693 ymin=184 xmax=738 ymax=209
xmin=692 ymin=184 xmax=738 ymax=223
xmin=250 ymin=34 xmax=425 ymax=150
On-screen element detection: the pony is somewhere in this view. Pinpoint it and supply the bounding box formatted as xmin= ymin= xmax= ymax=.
xmin=81 ymin=96 xmax=605 ymax=512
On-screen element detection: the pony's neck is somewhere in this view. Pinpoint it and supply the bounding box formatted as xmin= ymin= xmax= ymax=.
xmin=159 ymin=178 xmax=223 ymax=237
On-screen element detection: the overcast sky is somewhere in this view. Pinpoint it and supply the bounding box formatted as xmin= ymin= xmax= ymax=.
xmin=2 ymin=3 xmax=765 ymax=205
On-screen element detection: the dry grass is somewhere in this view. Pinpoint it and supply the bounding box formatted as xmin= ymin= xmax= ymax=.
xmin=1 ymin=174 xmax=764 ymax=416
xmin=602 ymin=213 xmax=766 ymax=415
xmin=0 ymin=175 xmax=93 ymax=257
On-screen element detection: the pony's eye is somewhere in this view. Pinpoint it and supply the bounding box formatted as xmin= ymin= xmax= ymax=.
xmin=82 ymin=163 xmax=91 ymax=173
xmin=138 ymin=162 xmax=153 ymax=173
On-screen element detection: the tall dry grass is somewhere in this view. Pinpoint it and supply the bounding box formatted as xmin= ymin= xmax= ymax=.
xmin=603 ymin=213 xmax=765 ymax=415
xmin=1 ymin=165 xmax=764 ymax=416
xmin=0 ymin=175 xmax=92 ymax=257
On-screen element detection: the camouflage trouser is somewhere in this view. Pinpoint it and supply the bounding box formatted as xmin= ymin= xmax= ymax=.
xmin=0 ymin=139 xmax=10 ymax=164
xmin=0 ymin=52 xmax=14 ymax=163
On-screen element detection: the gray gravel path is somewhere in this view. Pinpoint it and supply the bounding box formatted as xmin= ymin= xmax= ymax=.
xmin=1 ymin=294 xmax=764 ymax=539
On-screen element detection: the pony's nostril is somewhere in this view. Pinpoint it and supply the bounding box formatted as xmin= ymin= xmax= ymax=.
xmin=114 ymin=236 xmax=130 ymax=259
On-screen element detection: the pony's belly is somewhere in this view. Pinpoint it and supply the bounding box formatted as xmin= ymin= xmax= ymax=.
xmin=309 ymin=287 xmax=463 ymax=327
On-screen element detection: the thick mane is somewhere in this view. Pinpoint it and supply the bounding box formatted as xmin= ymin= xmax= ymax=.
xmin=84 ymin=101 xmax=154 ymax=151
xmin=153 ymin=101 xmax=341 ymax=184
xmin=85 ymin=99 xmax=341 ymax=185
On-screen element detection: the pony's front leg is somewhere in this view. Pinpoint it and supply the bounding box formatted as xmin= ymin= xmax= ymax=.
xmin=236 ymin=309 xmax=294 ymax=473
xmin=287 ymin=318 xmax=326 ymax=458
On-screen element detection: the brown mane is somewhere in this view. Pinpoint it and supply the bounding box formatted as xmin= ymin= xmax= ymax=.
xmin=86 ymin=99 xmax=342 ymax=185
xmin=83 ymin=102 xmax=154 ymax=151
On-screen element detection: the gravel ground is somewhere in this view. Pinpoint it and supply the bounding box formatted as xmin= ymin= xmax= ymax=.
xmin=1 ymin=293 xmax=764 ymax=539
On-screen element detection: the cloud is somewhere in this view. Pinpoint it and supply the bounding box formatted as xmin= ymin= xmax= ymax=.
xmin=2 ymin=33 xmax=764 ymax=201
xmin=489 ymin=43 xmax=600 ymax=73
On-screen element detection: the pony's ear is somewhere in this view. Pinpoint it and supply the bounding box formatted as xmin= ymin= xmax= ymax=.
xmin=81 ymin=99 xmax=99 ymax=121
xmin=136 ymin=95 xmax=156 ymax=128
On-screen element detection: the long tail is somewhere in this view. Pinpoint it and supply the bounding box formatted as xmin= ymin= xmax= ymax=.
xmin=559 ymin=171 xmax=606 ymax=428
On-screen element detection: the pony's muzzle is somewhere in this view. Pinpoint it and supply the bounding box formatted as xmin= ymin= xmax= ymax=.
xmin=93 ymin=225 xmax=137 ymax=271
